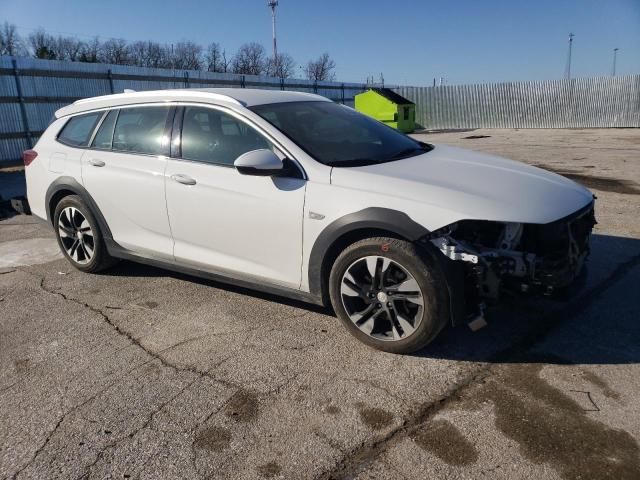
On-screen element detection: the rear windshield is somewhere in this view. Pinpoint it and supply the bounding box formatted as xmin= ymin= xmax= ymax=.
xmin=250 ymin=101 xmax=431 ymax=167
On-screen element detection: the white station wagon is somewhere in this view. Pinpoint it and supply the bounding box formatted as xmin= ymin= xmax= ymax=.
xmin=24 ymin=89 xmax=596 ymax=353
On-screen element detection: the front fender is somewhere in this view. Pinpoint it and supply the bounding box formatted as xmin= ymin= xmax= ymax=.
xmin=307 ymin=207 xmax=430 ymax=301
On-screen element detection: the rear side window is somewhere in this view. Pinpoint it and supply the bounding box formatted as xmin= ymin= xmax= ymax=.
xmin=113 ymin=106 xmax=171 ymax=155
xmin=57 ymin=112 xmax=102 ymax=147
xmin=91 ymin=110 xmax=118 ymax=150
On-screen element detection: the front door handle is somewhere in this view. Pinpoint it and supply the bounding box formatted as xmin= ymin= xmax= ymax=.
xmin=88 ymin=158 xmax=105 ymax=167
xmin=171 ymin=174 xmax=197 ymax=186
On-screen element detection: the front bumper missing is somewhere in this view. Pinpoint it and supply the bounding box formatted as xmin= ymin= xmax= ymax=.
xmin=428 ymin=202 xmax=597 ymax=303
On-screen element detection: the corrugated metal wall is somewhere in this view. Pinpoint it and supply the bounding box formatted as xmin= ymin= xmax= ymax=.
xmin=2 ymin=55 xmax=639 ymax=165
xmin=0 ymin=56 xmax=367 ymax=165
xmin=394 ymin=75 xmax=640 ymax=130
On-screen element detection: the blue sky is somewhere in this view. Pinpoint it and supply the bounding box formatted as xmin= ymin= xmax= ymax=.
xmin=2 ymin=0 xmax=639 ymax=85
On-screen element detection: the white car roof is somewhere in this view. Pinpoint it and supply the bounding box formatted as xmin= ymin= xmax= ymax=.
xmin=55 ymin=88 xmax=329 ymax=118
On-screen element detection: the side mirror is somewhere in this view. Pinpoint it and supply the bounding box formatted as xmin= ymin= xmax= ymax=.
xmin=234 ymin=149 xmax=284 ymax=176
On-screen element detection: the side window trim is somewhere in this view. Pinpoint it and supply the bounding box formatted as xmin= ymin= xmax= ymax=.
xmin=87 ymin=110 xmax=111 ymax=148
xmin=173 ymin=102 xmax=306 ymax=179
xmin=170 ymin=106 xmax=184 ymax=159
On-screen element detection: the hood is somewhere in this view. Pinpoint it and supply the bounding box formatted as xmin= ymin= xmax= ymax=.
xmin=330 ymin=144 xmax=593 ymax=226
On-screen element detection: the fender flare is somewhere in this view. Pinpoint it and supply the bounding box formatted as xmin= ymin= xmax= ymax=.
xmin=307 ymin=207 xmax=430 ymax=300
xmin=45 ymin=176 xmax=113 ymax=240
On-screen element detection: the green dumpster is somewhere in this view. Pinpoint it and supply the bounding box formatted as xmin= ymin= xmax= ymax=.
xmin=355 ymin=88 xmax=416 ymax=133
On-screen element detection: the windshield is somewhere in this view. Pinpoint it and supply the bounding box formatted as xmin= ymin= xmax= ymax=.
xmin=249 ymin=101 xmax=432 ymax=167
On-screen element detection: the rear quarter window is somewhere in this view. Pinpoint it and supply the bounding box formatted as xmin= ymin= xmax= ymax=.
xmin=57 ymin=112 xmax=103 ymax=147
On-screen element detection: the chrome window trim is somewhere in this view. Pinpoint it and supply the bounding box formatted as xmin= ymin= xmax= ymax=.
xmin=52 ymin=100 xmax=307 ymax=177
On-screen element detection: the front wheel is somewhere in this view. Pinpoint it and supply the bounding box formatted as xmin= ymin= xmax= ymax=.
xmin=329 ymin=237 xmax=449 ymax=354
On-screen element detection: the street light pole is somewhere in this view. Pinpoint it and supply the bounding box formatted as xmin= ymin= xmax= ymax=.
xmin=565 ymin=33 xmax=574 ymax=80
xmin=612 ymin=48 xmax=619 ymax=76
xmin=268 ymin=1 xmax=278 ymax=59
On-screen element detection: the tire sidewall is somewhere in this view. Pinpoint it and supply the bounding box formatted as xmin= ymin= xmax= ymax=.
xmin=329 ymin=238 xmax=448 ymax=354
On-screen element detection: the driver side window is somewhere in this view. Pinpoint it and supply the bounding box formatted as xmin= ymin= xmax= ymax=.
xmin=180 ymin=107 xmax=273 ymax=166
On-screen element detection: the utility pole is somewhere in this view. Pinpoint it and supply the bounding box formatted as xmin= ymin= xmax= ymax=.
xmin=612 ymin=48 xmax=619 ymax=76
xmin=565 ymin=33 xmax=574 ymax=79
xmin=268 ymin=1 xmax=278 ymax=59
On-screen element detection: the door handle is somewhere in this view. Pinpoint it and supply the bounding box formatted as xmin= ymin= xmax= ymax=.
xmin=171 ymin=174 xmax=197 ymax=186
xmin=88 ymin=158 xmax=105 ymax=167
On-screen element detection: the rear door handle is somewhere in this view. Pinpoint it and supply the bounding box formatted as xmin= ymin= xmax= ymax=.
xmin=171 ymin=174 xmax=197 ymax=186
xmin=88 ymin=158 xmax=105 ymax=167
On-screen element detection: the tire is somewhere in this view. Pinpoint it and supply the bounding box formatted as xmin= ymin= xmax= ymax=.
xmin=329 ymin=237 xmax=449 ymax=354
xmin=53 ymin=195 xmax=117 ymax=273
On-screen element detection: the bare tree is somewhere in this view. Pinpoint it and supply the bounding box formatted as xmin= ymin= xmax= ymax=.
xmin=100 ymin=38 xmax=131 ymax=65
xmin=28 ymin=28 xmax=56 ymax=59
xmin=304 ymin=53 xmax=336 ymax=81
xmin=79 ymin=37 xmax=100 ymax=63
xmin=171 ymin=41 xmax=202 ymax=70
xmin=0 ymin=22 xmax=25 ymax=56
xmin=54 ymin=36 xmax=84 ymax=61
xmin=205 ymin=42 xmax=228 ymax=72
xmin=265 ymin=53 xmax=296 ymax=79
xmin=231 ymin=42 xmax=266 ymax=75
xmin=128 ymin=40 xmax=149 ymax=66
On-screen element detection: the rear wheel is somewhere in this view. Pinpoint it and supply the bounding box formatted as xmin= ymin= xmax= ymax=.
xmin=53 ymin=195 xmax=116 ymax=273
xmin=329 ymin=237 xmax=449 ymax=354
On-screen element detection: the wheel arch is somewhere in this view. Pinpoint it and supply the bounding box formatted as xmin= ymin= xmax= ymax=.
xmin=45 ymin=177 xmax=113 ymax=240
xmin=307 ymin=208 xmax=430 ymax=305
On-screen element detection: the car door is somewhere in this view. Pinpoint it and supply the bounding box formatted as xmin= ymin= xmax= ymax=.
xmin=164 ymin=105 xmax=306 ymax=289
xmin=81 ymin=105 xmax=174 ymax=259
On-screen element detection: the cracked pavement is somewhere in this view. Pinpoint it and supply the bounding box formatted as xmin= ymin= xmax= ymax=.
xmin=1 ymin=129 xmax=639 ymax=479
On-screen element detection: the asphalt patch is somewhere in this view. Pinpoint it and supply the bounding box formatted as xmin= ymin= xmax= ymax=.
xmin=224 ymin=389 xmax=259 ymax=422
xmin=257 ymin=461 xmax=282 ymax=478
xmin=535 ymin=165 xmax=640 ymax=195
xmin=411 ymin=419 xmax=479 ymax=466
xmin=355 ymin=403 xmax=393 ymax=430
xmin=194 ymin=426 xmax=232 ymax=452
xmin=581 ymin=371 xmax=621 ymax=400
xmin=459 ymin=355 xmax=640 ymax=480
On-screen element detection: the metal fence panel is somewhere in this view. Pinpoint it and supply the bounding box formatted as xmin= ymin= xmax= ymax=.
xmin=0 ymin=56 xmax=367 ymax=165
xmin=2 ymin=55 xmax=639 ymax=166
xmin=394 ymin=75 xmax=640 ymax=129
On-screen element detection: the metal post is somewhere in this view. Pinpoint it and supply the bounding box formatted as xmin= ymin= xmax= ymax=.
xmin=11 ymin=58 xmax=32 ymax=149
xmin=268 ymin=1 xmax=278 ymax=59
xmin=341 ymin=83 xmax=345 ymax=104
xmin=107 ymin=69 xmax=115 ymax=94
xmin=280 ymin=77 xmax=285 ymax=90
xmin=612 ymin=48 xmax=619 ymax=77
xmin=183 ymin=71 xmax=189 ymax=88
xmin=241 ymin=75 xmax=246 ymax=88
xmin=313 ymin=81 xmax=318 ymax=94
xmin=565 ymin=33 xmax=574 ymax=80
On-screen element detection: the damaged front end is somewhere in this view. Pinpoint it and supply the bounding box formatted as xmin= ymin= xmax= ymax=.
xmin=422 ymin=201 xmax=596 ymax=322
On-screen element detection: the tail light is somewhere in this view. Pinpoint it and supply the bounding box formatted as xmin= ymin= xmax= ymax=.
xmin=22 ymin=149 xmax=38 ymax=166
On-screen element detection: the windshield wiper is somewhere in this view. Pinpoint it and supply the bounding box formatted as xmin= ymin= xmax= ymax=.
xmin=390 ymin=147 xmax=424 ymax=160
xmin=325 ymin=158 xmax=379 ymax=167
xmin=390 ymin=142 xmax=434 ymax=160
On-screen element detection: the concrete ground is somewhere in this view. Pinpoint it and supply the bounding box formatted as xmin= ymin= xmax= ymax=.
xmin=0 ymin=128 xmax=639 ymax=480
